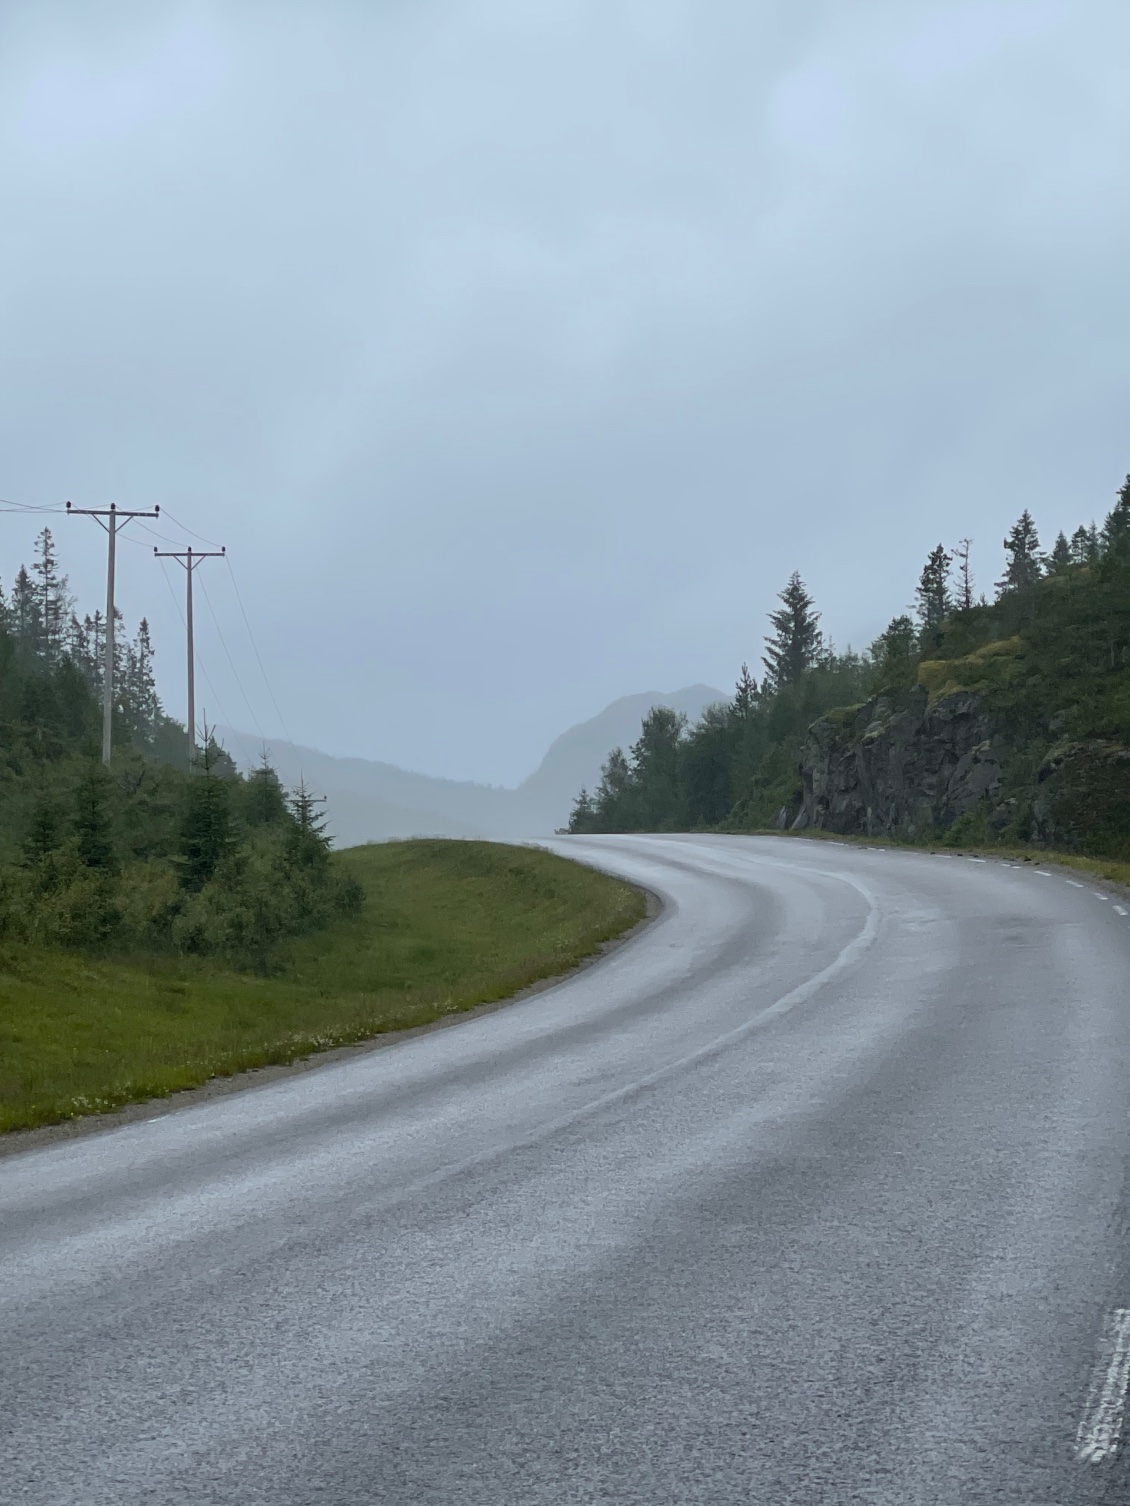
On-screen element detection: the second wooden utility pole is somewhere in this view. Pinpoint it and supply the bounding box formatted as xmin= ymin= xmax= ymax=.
xmin=153 ymin=545 xmax=225 ymax=770
xmin=66 ymin=500 xmax=161 ymax=765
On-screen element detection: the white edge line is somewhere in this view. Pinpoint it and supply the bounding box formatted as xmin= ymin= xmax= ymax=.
xmin=1077 ymin=1309 xmax=1130 ymax=1464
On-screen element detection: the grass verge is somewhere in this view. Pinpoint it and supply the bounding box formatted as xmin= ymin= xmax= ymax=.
xmin=729 ymin=826 xmax=1130 ymax=890
xmin=0 ymin=840 xmax=646 ymax=1134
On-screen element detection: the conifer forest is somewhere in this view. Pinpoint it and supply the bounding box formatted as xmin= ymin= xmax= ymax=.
xmin=570 ymin=475 xmax=1130 ymax=859
xmin=0 ymin=527 xmax=360 ymax=963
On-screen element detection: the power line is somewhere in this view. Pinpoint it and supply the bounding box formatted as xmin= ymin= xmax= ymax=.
xmin=66 ymin=500 xmax=160 ymax=765
xmin=153 ymin=544 xmax=226 ymax=772
xmin=160 ymin=506 xmax=224 ymax=550
xmin=197 ymin=570 xmax=268 ymax=744
xmin=224 ymin=555 xmax=297 ymax=755
xmin=155 ymin=554 xmax=255 ymax=770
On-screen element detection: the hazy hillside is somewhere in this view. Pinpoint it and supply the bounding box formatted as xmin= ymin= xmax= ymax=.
xmin=516 ymin=685 xmax=726 ymax=827
xmin=218 ymin=684 xmax=725 ymax=846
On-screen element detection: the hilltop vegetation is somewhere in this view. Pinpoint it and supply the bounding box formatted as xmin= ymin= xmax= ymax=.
xmin=0 ymin=528 xmax=359 ymax=964
xmin=570 ymin=474 xmax=1130 ymax=858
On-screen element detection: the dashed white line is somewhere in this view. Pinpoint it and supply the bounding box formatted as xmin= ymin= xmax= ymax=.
xmin=966 ymin=857 xmax=987 ymax=863
xmin=1077 ymin=1309 xmax=1130 ymax=1464
xmin=1066 ymin=880 xmax=1085 ymax=888
xmin=1034 ymin=870 xmax=1053 ymax=877
xmin=1093 ymin=892 xmax=1109 ymax=901
xmin=1114 ymin=906 xmax=1128 ymax=917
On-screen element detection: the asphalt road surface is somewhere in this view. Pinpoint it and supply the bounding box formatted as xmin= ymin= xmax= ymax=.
xmin=4 ymin=834 xmax=1130 ymax=1504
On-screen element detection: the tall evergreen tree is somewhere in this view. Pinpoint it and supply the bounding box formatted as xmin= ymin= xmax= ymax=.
xmin=732 ymin=663 xmax=757 ymax=719
xmin=31 ymin=528 xmax=72 ymax=665
xmin=952 ymin=538 xmax=975 ymax=611
xmin=762 ymin=573 xmax=822 ymax=689
xmin=125 ymin=618 xmax=160 ymax=745
xmin=1102 ymin=473 xmax=1130 ymax=557
xmin=74 ymin=763 xmax=117 ymax=871
xmin=1047 ymin=531 xmax=1072 ymax=574
xmin=177 ymin=747 xmax=234 ymax=890
xmin=567 ymin=787 xmax=596 ymax=833
xmin=1070 ymin=524 xmax=1100 ymax=566
xmin=10 ymin=566 xmax=40 ymax=650
xmin=915 ymin=544 xmax=953 ymax=632
xmin=996 ymin=510 xmax=1043 ymax=596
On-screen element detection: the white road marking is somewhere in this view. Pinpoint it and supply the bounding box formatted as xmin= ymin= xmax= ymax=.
xmin=1035 ymin=870 xmax=1053 ymax=877
xmin=1114 ymin=906 xmax=1128 ymax=917
xmin=966 ymin=857 xmax=987 ymax=863
xmin=1093 ymin=892 xmax=1108 ymax=901
xmin=1066 ymin=880 xmax=1085 ymax=888
xmin=1077 ymin=1309 xmax=1130 ymax=1464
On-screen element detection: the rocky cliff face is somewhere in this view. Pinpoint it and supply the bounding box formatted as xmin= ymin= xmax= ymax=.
xmin=794 ymin=688 xmax=1005 ymax=837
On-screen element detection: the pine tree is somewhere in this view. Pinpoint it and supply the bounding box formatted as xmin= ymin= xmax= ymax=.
xmin=870 ymin=615 xmax=919 ymax=692
xmin=74 ymin=763 xmax=117 ymax=871
xmin=996 ymin=510 xmax=1043 ymax=596
xmin=31 ymin=528 xmax=73 ymax=665
xmin=762 ymin=573 xmax=822 ymax=690
xmin=10 ymin=565 xmax=40 ymax=651
xmin=124 ymin=617 xmax=160 ymax=745
xmin=1070 ymin=524 xmax=1100 ymax=566
xmin=952 ymin=538 xmax=975 ymax=610
xmin=732 ymin=663 xmax=757 ymax=719
xmin=1102 ymin=474 xmax=1130 ymax=557
xmin=1047 ymin=531 xmax=1072 ymax=574
xmin=567 ymin=787 xmax=596 ymax=833
xmin=915 ymin=544 xmax=953 ymax=632
xmin=289 ymin=778 xmax=330 ymax=840
xmin=244 ymin=751 xmax=289 ymax=827
xmin=177 ymin=744 xmax=234 ymax=890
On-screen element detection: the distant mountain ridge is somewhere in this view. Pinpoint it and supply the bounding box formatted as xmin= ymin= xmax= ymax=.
xmin=218 ymin=683 xmax=725 ymax=846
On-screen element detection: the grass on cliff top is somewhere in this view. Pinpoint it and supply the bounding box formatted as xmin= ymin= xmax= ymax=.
xmin=0 ymin=840 xmax=646 ymax=1134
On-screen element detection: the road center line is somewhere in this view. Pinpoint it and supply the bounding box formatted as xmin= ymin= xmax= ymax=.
xmin=1076 ymin=1309 xmax=1130 ymax=1464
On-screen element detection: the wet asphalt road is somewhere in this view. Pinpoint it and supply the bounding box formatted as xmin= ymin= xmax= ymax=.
xmin=3 ymin=834 xmax=1130 ymax=1504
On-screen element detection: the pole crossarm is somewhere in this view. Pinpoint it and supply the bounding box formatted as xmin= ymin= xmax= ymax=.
xmin=66 ymin=501 xmax=161 ymax=765
xmin=153 ymin=545 xmax=226 ymax=771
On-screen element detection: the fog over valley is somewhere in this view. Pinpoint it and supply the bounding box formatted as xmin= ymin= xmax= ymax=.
xmin=2 ymin=1 xmax=1128 ymax=785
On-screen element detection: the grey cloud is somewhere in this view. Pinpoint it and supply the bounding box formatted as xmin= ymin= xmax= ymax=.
xmin=1 ymin=0 xmax=1127 ymax=783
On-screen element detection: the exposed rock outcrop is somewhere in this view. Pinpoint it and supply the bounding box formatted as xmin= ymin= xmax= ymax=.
xmin=796 ymin=689 xmax=1005 ymax=837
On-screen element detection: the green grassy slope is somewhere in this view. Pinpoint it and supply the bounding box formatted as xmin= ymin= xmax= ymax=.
xmin=0 ymin=840 xmax=645 ymax=1133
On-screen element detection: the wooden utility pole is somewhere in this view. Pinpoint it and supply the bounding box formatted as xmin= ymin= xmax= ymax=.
xmin=153 ymin=545 xmax=225 ymax=770
xmin=66 ymin=501 xmax=161 ymax=764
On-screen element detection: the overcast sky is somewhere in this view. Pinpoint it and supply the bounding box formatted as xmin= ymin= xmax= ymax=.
xmin=1 ymin=1 xmax=1127 ymax=785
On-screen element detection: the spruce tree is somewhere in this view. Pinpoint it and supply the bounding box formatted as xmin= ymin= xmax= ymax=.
xmin=1070 ymin=524 xmax=1099 ymax=566
xmin=244 ymin=752 xmax=289 ymax=827
xmin=1048 ymin=531 xmax=1072 ymax=574
xmin=915 ymin=544 xmax=953 ymax=632
xmin=10 ymin=566 xmax=40 ymax=651
xmin=1102 ymin=474 xmax=1130 ymax=557
xmin=31 ymin=528 xmax=72 ymax=665
xmin=762 ymin=573 xmax=822 ymax=689
xmin=125 ymin=618 xmax=160 ymax=745
xmin=732 ymin=663 xmax=757 ymax=719
xmin=567 ymin=788 xmax=596 ymax=833
xmin=177 ymin=739 xmax=234 ymax=890
xmin=952 ymin=538 xmax=975 ymax=610
xmin=996 ymin=510 xmax=1043 ymax=596
xmin=74 ymin=763 xmax=117 ymax=871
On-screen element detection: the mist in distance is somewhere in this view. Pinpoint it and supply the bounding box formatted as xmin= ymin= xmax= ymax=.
xmin=1 ymin=0 xmax=1127 ymax=785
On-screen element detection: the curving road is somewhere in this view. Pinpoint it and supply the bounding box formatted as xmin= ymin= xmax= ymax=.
xmin=4 ymin=834 xmax=1130 ymax=1503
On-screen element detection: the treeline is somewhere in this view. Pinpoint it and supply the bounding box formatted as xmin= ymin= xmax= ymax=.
xmin=0 ymin=528 xmax=360 ymax=963
xmin=570 ymin=476 xmax=1130 ymax=843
